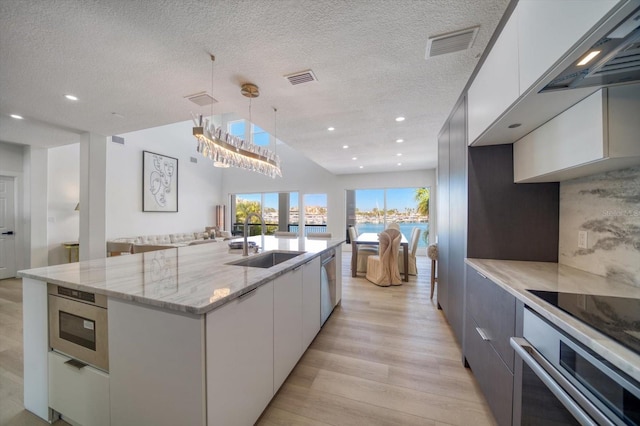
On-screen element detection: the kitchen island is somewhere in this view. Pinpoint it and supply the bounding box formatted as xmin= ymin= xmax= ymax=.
xmin=19 ymin=235 xmax=344 ymax=426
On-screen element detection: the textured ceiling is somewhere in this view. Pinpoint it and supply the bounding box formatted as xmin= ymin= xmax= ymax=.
xmin=0 ymin=0 xmax=509 ymax=175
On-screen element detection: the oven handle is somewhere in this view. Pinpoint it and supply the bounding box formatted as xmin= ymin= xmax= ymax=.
xmin=510 ymin=337 xmax=615 ymax=426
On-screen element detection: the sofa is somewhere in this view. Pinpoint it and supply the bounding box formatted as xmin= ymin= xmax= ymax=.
xmin=107 ymin=227 xmax=233 ymax=256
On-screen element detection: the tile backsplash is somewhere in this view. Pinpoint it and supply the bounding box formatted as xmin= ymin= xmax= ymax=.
xmin=559 ymin=166 xmax=640 ymax=287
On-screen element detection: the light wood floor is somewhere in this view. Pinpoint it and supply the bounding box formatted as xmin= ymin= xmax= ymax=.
xmin=0 ymin=253 xmax=495 ymax=426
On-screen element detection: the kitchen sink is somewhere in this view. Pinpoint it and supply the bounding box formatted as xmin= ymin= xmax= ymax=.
xmin=226 ymin=250 xmax=306 ymax=268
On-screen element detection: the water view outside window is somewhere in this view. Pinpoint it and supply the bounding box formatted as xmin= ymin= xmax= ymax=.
xmin=347 ymin=187 xmax=430 ymax=248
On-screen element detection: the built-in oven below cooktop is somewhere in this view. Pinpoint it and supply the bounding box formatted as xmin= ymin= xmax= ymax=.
xmin=527 ymin=290 xmax=640 ymax=355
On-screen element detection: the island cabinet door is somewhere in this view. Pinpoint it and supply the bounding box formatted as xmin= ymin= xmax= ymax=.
xmin=109 ymin=299 xmax=206 ymax=426
xmin=274 ymin=267 xmax=304 ymax=392
xmin=206 ymin=281 xmax=274 ymax=426
xmin=302 ymin=257 xmax=321 ymax=350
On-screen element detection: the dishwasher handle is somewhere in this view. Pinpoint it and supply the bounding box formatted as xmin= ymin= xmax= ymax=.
xmin=321 ymin=251 xmax=336 ymax=266
xmin=510 ymin=337 xmax=614 ymax=426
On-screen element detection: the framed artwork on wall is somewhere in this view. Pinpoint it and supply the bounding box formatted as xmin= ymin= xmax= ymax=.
xmin=143 ymin=150 xmax=178 ymax=212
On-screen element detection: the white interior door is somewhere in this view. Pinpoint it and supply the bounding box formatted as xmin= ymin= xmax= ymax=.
xmin=0 ymin=176 xmax=17 ymax=279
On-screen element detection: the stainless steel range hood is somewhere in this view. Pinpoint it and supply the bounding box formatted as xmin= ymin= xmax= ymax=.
xmin=541 ymin=5 xmax=640 ymax=92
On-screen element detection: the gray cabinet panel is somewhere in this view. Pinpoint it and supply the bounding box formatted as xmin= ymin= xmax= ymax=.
xmin=448 ymin=98 xmax=467 ymax=345
xmin=437 ymin=121 xmax=450 ymax=313
xmin=466 ymin=265 xmax=516 ymax=371
xmin=467 ymin=144 xmax=559 ymax=261
xmin=465 ymin=313 xmax=513 ymax=426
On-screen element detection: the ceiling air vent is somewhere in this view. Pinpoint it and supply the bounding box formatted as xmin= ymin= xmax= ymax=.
xmin=284 ymin=69 xmax=317 ymax=85
xmin=184 ymin=91 xmax=217 ymax=106
xmin=425 ymin=26 xmax=479 ymax=59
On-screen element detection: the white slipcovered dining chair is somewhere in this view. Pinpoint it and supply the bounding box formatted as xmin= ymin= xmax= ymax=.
xmin=387 ymin=222 xmax=400 ymax=231
xmin=366 ymin=228 xmax=402 ymax=286
xmin=348 ymin=226 xmax=377 ymax=274
xmin=398 ymin=227 xmax=421 ymax=276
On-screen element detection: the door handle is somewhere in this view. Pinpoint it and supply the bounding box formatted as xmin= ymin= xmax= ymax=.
xmin=475 ymin=327 xmax=490 ymax=341
xmin=64 ymin=358 xmax=88 ymax=370
xmin=1 ymin=231 xmax=14 ymax=235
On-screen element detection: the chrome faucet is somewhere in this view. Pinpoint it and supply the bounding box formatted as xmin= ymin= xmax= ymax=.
xmin=243 ymin=212 xmax=265 ymax=256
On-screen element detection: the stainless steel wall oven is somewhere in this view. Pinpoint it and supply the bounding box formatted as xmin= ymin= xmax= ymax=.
xmin=48 ymin=284 xmax=109 ymax=371
xmin=511 ymin=307 xmax=639 ymax=426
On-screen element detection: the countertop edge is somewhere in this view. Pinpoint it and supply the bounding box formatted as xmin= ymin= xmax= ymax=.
xmin=465 ymin=258 xmax=640 ymax=383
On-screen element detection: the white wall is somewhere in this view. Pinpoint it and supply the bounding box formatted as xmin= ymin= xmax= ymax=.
xmin=0 ymin=142 xmax=24 ymax=172
xmin=107 ymin=120 xmax=224 ymax=239
xmin=47 ymin=144 xmax=80 ymax=265
xmin=222 ymin=142 xmax=437 ymax=241
xmin=26 ymin=146 xmax=48 ymax=268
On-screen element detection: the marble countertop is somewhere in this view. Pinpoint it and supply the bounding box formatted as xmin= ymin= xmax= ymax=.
xmin=19 ymin=236 xmax=344 ymax=315
xmin=465 ymin=258 xmax=640 ymax=382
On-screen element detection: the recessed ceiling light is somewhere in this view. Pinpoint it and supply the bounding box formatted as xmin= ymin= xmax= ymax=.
xmin=64 ymin=94 xmax=79 ymax=101
xmin=327 ymin=127 xmax=335 ymax=131
xmin=395 ymin=116 xmax=405 ymax=122
xmin=342 ymin=145 xmax=349 ymax=149
xmin=359 ymin=165 xmax=364 ymax=169
xmin=397 ymin=162 xmax=402 ymax=166
xmin=352 ymin=157 xmax=357 ymax=160
xmin=397 ymin=153 xmax=402 ymax=156
xmin=396 ymin=139 xmax=404 ymax=143
xmin=10 ymin=114 xmax=23 ymax=119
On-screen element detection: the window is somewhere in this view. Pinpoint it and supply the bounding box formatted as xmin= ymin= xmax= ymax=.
xmin=302 ymin=194 xmax=328 ymax=235
xmin=231 ymin=192 xmax=299 ymax=235
xmin=228 ymin=120 xmax=270 ymax=146
xmin=346 ymin=187 xmax=430 ymax=249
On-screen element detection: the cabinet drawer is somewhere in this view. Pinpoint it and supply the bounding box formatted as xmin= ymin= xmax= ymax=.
xmin=48 ymin=351 xmax=110 ymax=426
xmin=466 ymin=265 xmax=516 ymax=371
xmin=465 ymin=314 xmax=513 ymax=426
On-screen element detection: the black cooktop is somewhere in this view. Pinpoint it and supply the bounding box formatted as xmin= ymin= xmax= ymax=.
xmin=528 ymin=290 xmax=640 ymax=355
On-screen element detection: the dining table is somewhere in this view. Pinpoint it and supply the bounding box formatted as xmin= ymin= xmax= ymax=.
xmin=352 ymin=232 xmax=409 ymax=282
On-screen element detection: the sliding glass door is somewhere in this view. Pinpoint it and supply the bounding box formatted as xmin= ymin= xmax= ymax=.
xmin=346 ymin=187 xmax=430 ymax=250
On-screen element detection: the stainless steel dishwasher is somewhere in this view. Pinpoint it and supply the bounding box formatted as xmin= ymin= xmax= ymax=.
xmin=320 ymin=248 xmax=336 ymax=326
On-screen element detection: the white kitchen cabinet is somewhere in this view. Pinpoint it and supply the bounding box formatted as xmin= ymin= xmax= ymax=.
xmin=514 ymin=84 xmax=640 ymax=183
xmin=274 ymin=267 xmax=303 ymax=391
xmin=467 ymin=6 xmax=520 ymax=145
xmin=517 ymin=0 xmax=617 ymax=92
xmin=206 ymin=281 xmax=274 ymax=426
xmin=48 ymin=351 xmax=110 ymax=426
xmin=302 ymin=257 xmax=321 ymax=349
xmin=109 ymin=298 xmax=206 ymax=426
xmin=468 ymin=0 xmax=619 ymax=146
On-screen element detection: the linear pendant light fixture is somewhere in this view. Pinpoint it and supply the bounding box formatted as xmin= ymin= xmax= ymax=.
xmin=192 ymin=54 xmax=282 ymax=178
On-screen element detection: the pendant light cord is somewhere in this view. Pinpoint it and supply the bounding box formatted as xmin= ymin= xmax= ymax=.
xmin=273 ymin=107 xmax=278 ymax=156
xmin=210 ymin=54 xmax=215 ymax=122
